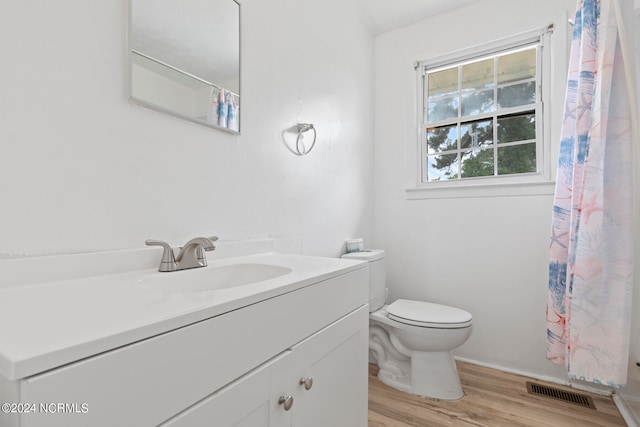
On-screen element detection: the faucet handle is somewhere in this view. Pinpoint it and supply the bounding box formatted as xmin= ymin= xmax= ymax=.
xmin=205 ymin=236 xmax=219 ymax=251
xmin=195 ymin=236 xmax=218 ymax=262
xmin=145 ymin=239 xmax=178 ymax=272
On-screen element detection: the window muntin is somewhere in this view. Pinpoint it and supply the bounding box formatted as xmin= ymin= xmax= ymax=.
xmin=421 ymin=44 xmax=540 ymax=183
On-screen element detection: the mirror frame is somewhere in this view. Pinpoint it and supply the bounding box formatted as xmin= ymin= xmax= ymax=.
xmin=127 ymin=0 xmax=241 ymax=134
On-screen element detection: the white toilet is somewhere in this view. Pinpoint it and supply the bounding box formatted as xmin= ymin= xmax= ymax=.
xmin=342 ymin=249 xmax=472 ymax=400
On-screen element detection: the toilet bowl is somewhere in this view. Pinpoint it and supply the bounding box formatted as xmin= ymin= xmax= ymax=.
xmin=342 ymin=250 xmax=473 ymax=400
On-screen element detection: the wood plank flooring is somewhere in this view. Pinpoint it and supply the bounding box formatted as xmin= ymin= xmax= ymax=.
xmin=368 ymin=362 xmax=627 ymax=427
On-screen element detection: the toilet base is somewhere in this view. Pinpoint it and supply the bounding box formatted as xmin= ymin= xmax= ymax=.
xmin=371 ymin=324 xmax=465 ymax=400
xmin=369 ymin=306 xmax=470 ymax=401
xmin=411 ymin=350 xmax=463 ymax=400
xmin=376 ymin=350 xmax=463 ymax=400
xmin=376 ymin=366 xmax=411 ymax=394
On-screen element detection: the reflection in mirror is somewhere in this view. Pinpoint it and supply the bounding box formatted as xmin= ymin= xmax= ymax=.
xmin=129 ymin=0 xmax=240 ymax=133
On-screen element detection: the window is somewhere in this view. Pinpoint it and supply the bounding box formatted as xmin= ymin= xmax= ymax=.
xmin=418 ymin=42 xmax=542 ymax=183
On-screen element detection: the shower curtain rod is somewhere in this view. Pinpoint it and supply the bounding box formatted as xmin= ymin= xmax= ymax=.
xmin=131 ymin=49 xmax=239 ymax=97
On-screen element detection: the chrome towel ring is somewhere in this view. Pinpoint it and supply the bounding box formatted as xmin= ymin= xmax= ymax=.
xmin=295 ymin=123 xmax=316 ymax=155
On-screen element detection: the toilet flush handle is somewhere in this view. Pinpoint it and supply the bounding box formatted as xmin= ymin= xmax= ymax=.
xmin=299 ymin=376 xmax=313 ymax=391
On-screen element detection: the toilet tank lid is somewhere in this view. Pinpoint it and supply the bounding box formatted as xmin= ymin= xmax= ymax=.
xmin=341 ymin=249 xmax=385 ymax=261
xmin=387 ymin=299 xmax=472 ymax=324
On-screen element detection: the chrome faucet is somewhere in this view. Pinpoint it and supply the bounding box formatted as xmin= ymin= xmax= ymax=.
xmin=146 ymin=236 xmax=218 ymax=272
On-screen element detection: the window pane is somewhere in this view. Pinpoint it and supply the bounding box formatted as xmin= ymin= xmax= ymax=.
xmin=460 ymin=120 xmax=493 ymax=150
xmin=497 ymin=143 xmax=536 ymax=175
xmin=427 ymin=153 xmax=458 ymax=181
xmin=427 ymin=96 xmax=458 ymax=123
xmin=497 ymin=113 xmax=535 ymax=144
xmin=461 ymin=90 xmax=494 ymax=116
xmin=497 ymin=82 xmax=535 ymax=109
xmin=461 ymin=58 xmax=494 ymax=91
xmin=428 ymin=67 xmax=458 ymax=97
xmin=427 ymin=125 xmax=457 ymax=154
xmin=461 ymin=149 xmax=494 ymax=178
xmin=420 ymin=42 xmax=540 ymax=183
xmin=498 ymin=47 xmax=536 ymax=84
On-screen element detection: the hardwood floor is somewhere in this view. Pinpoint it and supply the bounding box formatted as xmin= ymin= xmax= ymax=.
xmin=368 ymin=362 xmax=627 ymax=427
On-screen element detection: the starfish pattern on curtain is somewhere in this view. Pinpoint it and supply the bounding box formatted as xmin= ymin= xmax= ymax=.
xmin=546 ymin=0 xmax=635 ymax=387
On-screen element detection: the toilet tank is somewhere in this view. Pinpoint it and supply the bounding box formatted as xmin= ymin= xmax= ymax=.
xmin=342 ymin=249 xmax=386 ymax=312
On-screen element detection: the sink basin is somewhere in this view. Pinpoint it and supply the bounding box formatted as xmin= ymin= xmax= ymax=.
xmin=147 ymin=263 xmax=293 ymax=293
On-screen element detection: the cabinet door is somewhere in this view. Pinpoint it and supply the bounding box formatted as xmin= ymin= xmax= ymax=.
xmin=291 ymin=305 xmax=369 ymax=427
xmin=161 ymin=351 xmax=292 ymax=427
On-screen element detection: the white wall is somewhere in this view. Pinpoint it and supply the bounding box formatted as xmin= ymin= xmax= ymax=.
xmin=0 ymin=0 xmax=374 ymax=259
xmin=373 ymin=0 xmax=575 ymax=382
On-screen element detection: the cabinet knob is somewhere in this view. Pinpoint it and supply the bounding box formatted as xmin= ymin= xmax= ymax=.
xmin=299 ymin=376 xmax=314 ymax=391
xmin=278 ymin=395 xmax=294 ymax=411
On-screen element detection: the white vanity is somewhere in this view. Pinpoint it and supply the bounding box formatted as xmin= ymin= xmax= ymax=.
xmin=0 ymin=241 xmax=369 ymax=426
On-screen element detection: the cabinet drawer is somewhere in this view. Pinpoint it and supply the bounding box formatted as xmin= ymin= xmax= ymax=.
xmin=18 ymin=267 xmax=367 ymax=427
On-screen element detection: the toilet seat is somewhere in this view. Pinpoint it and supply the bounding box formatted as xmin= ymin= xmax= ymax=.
xmin=386 ymin=299 xmax=472 ymax=329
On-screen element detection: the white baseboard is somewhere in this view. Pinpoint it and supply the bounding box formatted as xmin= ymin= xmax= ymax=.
xmin=454 ymin=356 xmax=620 ymax=396
xmin=456 ymin=356 xmax=640 ymax=425
xmin=613 ymin=394 xmax=640 ymax=427
xmin=454 ymin=356 xmax=573 ymax=388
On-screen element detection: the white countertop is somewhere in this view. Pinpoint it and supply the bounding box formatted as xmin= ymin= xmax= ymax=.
xmin=0 ymin=251 xmax=365 ymax=381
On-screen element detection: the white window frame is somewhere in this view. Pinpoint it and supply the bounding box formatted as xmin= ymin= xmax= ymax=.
xmin=407 ymin=27 xmax=557 ymax=199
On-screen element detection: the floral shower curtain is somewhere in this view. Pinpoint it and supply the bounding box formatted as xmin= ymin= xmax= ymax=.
xmin=547 ymin=0 xmax=636 ymax=387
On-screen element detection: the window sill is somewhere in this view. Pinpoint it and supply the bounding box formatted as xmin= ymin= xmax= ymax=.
xmin=405 ymin=176 xmax=555 ymax=200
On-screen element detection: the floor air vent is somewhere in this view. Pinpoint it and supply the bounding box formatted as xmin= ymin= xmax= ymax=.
xmin=526 ymin=381 xmax=596 ymax=409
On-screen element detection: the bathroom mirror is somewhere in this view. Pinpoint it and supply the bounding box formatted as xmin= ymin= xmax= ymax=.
xmin=129 ymin=0 xmax=240 ymax=133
